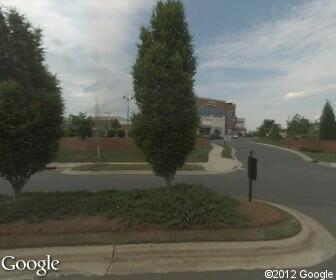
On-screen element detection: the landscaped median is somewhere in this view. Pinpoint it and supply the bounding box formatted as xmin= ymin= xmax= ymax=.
xmin=0 ymin=185 xmax=300 ymax=249
xmin=72 ymin=163 xmax=205 ymax=172
xmin=52 ymin=143 xmax=241 ymax=175
xmin=0 ymin=185 xmax=335 ymax=277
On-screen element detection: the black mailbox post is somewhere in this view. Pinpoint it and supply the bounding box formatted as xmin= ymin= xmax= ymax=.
xmin=247 ymin=150 xmax=257 ymax=202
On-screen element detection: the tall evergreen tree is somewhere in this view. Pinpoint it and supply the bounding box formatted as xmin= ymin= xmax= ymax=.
xmin=319 ymin=100 xmax=336 ymax=140
xmin=132 ymin=0 xmax=199 ymax=187
xmin=0 ymin=8 xmax=64 ymax=199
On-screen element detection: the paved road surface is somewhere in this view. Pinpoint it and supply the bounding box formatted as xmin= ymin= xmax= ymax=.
xmin=0 ymin=138 xmax=335 ymax=279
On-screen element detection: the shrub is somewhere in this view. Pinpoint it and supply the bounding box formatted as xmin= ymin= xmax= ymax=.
xmin=127 ymin=127 xmax=133 ymax=138
xmin=107 ymin=129 xmax=116 ymax=138
xmin=0 ymin=185 xmax=246 ymax=226
xmin=111 ymin=119 xmax=121 ymax=129
xmin=117 ymin=129 xmax=126 ymax=138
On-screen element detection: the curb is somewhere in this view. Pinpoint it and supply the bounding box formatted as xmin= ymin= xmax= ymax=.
xmin=0 ymin=202 xmax=334 ymax=278
xmin=251 ymin=142 xmax=336 ymax=168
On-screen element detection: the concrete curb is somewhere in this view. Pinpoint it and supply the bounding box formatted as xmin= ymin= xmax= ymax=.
xmin=251 ymin=142 xmax=336 ymax=168
xmin=0 ymin=202 xmax=334 ymax=279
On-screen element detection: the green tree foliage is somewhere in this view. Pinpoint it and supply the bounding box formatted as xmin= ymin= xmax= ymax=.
xmin=116 ymin=128 xmax=126 ymax=138
xmin=257 ymin=119 xmax=282 ymax=140
xmin=110 ymin=118 xmax=121 ymax=129
xmin=257 ymin=119 xmax=275 ymax=138
xmin=107 ymin=128 xmax=116 ymax=138
xmin=0 ymin=8 xmax=63 ymax=199
xmin=287 ymin=114 xmax=313 ymax=138
xmin=319 ymin=100 xmax=336 ymax=140
xmin=70 ymin=113 xmax=93 ymax=141
xmin=268 ymin=123 xmax=282 ymax=140
xmin=132 ymin=0 xmax=199 ymax=187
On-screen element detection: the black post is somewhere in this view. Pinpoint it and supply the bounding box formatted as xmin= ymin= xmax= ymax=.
xmin=249 ymin=178 xmax=252 ymax=202
xmin=247 ymin=150 xmax=257 ymax=203
xmin=249 ymin=150 xmax=253 ymax=202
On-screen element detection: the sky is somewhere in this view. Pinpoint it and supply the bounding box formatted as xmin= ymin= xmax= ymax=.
xmin=0 ymin=0 xmax=335 ymax=130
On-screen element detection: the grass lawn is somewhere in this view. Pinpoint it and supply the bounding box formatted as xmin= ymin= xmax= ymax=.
xmin=55 ymin=144 xmax=212 ymax=163
xmin=301 ymin=151 xmax=336 ymax=163
xmin=0 ymin=185 xmax=301 ymax=248
xmin=255 ymin=138 xmax=285 ymax=147
xmin=72 ymin=163 xmax=204 ymax=171
xmin=221 ymin=145 xmax=233 ymax=159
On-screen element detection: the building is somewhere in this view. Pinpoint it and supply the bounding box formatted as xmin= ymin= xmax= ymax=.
xmin=234 ymin=117 xmax=246 ymax=136
xmin=197 ymin=97 xmax=236 ymax=137
xmin=92 ymin=115 xmax=129 ymax=136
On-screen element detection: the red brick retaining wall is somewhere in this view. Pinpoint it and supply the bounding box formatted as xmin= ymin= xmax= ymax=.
xmin=285 ymin=138 xmax=336 ymax=153
xmin=60 ymin=137 xmax=209 ymax=151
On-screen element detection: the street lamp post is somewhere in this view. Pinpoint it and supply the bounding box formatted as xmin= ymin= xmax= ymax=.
xmin=123 ymin=95 xmax=133 ymax=137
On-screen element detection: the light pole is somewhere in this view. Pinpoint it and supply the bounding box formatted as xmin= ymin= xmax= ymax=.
xmin=123 ymin=95 xmax=133 ymax=136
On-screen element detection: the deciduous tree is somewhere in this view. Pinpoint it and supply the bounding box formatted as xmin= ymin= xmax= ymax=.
xmin=0 ymin=8 xmax=63 ymax=199
xmin=132 ymin=0 xmax=199 ymax=187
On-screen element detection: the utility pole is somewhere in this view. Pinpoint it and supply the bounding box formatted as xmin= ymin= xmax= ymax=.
xmin=123 ymin=95 xmax=133 ymax=137
xmin=94 ymin=97 xmax=101 ymax=161
xmin=105 ymin=111 xmax=111 ymax=129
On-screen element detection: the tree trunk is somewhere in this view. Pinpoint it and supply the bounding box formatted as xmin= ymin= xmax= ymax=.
xmin=10 ymin=176 xmax=26 ymax=202
xmin=12 ymin=183 xmax=24 ymax=201
xmin=97 ymin=144 xmax=101 ymax=161
xmin=165 ymin=175 xmax=174 ymax=188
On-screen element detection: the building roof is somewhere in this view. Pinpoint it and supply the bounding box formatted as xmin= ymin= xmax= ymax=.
xmin=197 ymin=96 xmax=236 ymax=107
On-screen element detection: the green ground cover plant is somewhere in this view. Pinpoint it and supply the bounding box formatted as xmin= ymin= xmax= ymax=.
xmin=221 ymin=146 xmax=233 ymax=159
xmin=0 ymin=184 xmax=245 ymax=226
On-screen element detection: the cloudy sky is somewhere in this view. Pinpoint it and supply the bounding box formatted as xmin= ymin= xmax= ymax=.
xmin=1 ymin=0 xmax=335 ymax=129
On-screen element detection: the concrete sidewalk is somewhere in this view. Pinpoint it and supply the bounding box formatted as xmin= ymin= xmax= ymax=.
xmin=50 ymin=144 xmax=242 ymax=175
xmin=0 ymin=202 xmax=334 ymax=279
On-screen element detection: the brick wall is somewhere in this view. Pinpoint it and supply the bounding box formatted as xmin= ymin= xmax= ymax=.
xmin=285 ymin=138 xmax=336 ymax=153
xmin=59 ymin=137 xmax=209 ymax=151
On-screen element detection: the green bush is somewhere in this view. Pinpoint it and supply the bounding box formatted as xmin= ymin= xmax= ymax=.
xmin=127 ymin=127 xmax=133 ymax=138
xmin=111 ymin=119 xmax=121 ymax=129
xmin=107 ymin=129 xmax=116 ymax=138
xmin=0 ymin=185 xmax=246 ymax=226
xmin=117 ymin=128 xmax=126 ymax=138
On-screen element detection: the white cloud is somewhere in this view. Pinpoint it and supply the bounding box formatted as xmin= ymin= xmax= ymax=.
xmin=0 ymin=0 xmax=155 ymax=116
xmin=284 ymin=91 xmax=315 ymax=101
xmin=198 ymin=0 xmax=336 ymax=129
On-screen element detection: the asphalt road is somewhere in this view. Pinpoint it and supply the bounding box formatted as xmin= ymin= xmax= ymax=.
xmin=0 ymin=138 xmax=335 ymax=279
